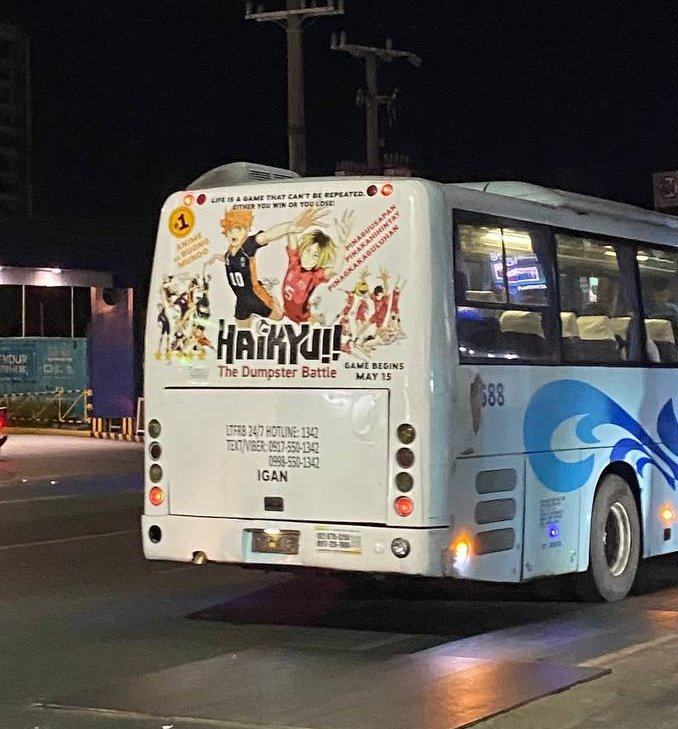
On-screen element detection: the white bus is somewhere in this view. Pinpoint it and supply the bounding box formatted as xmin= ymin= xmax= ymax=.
xmin=143 ymin=163 xmax=678 ymax=601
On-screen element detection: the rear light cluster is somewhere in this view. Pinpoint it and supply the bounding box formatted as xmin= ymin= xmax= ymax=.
xmin=147 ymin=418 xmax=164 ymax=507
xmin=0 ymin=409 xmax=6 ymax=429
xmin=393 ymin=423 xmax=416 ymax=516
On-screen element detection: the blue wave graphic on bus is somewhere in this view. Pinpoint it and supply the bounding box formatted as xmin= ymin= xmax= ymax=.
xmin=524 ymin=380 xmax=678 ymax=492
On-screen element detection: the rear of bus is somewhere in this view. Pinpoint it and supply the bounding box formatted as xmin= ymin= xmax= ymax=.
xmin=142 ymin=171 xmax=454 ymax=576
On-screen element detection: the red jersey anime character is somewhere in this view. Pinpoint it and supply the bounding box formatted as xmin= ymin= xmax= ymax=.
xmin=281 ymin=209 xmax=354 ymax=323
xmin=208 ymin=207 xmax=325 ymax=328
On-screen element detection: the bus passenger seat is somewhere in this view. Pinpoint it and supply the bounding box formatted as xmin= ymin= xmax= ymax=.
xmin=610 ymin=317 xmax=631 ymax=359
xmin=645 ymin=319 xmax=678 ymax=363
xmin=465 ymin=290 xmax=500 ymax=313
xmin=456 ymin=310 xmax=502 ymax=354
xmin=499 ymin=310 xmax=546 ymax=358
xmin=560 ymin=312 xmax=582 ymax=360
xmin=576 ymin=315 xmax=619 ymax=362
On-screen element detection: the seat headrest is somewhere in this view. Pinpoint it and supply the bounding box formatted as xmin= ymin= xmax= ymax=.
xmin=645 ymin=318 xmax=675 ymax=343
xmin=577 ymin=316 xmax=615 ymax=341
xmin=466 ymin=290 xmax=499 ymax=303
xmin=560 ymin=312 xmax=578 ymax=338
xmin=610 ymin=317 xmax=631 ymax=338
xmin=499 ymin=310 xmax=545 ymax=337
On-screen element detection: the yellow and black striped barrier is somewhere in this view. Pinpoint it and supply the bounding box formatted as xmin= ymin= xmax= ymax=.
xmin=90 ymin=416 xmax=143 ymax=442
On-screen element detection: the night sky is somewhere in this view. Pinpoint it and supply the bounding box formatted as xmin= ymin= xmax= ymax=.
xmin=5 ymin=1 xmax=678 ymax=226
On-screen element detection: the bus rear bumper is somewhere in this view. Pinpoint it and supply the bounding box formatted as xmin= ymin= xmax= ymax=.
xmin=141 ymin=514 xmax=451 ymax=577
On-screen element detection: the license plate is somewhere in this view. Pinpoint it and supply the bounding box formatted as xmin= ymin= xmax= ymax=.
xmin=251 ymin=529 xmax=300 ymax=555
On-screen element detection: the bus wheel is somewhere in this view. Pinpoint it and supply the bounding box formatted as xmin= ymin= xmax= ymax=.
xmin=574 ymin=474 xmax=640 ymax=602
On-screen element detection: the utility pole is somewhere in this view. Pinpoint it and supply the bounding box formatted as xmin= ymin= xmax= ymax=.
xmin=331 ymin=33 xmax=421 ymax=174
xmin=245 ymin=1 xmax=345 ymax=176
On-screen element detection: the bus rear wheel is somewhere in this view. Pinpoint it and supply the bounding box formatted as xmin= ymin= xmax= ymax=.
xmin=574 ymin=474 xmax=640 ymax=602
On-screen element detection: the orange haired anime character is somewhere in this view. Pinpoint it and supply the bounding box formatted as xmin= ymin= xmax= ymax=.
xmin=209 ymin=206 xmax=325 ymax=328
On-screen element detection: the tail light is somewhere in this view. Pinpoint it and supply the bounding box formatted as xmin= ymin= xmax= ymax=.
xmin=394 ymin=495 xmax=414 ymax=517
xmin=149 ymin=486 xmax=164 ymax=506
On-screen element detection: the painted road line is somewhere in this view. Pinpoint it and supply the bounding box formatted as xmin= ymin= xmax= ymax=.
xmin=0 ymin=494 xmax=78 ymax=505
xmin=0 ymin=529 xmax=136 ymax=552
xmin=581 ymin=632 xmax=678 ymax=667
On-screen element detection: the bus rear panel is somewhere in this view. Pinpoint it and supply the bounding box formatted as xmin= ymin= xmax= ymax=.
xmin=142 ymin=176 xmax=454 ymax=576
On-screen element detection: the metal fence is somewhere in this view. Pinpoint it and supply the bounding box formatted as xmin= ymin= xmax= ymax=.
xmin=0 ymin=388 xmax=91 ymax=427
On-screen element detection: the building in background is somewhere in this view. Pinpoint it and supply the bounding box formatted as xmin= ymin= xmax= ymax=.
xmin=0 ymin=22 xmax=31 ymax=218
xmin=653 ymin=170 xmax=678 ymax=215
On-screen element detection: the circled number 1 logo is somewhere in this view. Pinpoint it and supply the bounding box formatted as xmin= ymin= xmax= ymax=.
xmin=168 ymin=206 xmax=195 ymax=238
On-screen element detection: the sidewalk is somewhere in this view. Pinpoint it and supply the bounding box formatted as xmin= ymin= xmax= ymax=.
xmin=477 ymin=631 xmax=678 ymax=728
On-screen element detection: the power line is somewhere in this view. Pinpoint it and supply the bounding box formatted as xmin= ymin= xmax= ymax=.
xmin=331 ymin=32 xmax=420 ymax=174
xmin=245 ymin=1 xmax=345 ymax=176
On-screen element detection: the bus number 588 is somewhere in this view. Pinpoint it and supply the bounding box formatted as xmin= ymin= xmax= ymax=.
xmin=482 ymin=382 xmax=505 ymax=407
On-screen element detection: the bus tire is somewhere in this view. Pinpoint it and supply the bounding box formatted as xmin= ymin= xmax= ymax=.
xmin=574 ymin=474 xmax=640 ymax=602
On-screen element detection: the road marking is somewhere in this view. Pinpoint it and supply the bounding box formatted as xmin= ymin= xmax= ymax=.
xmin=351 ymin=633 xmax=417 ymax=651
xmin=0 ymin=529 xmax=136 ymax=552
xmin=0 ymin=494 xmax=78 ymax=505
xmin=34 ymin=703 xmax=305 ymax=728
xmin=582 ymin=632 xmax=678 ymax=667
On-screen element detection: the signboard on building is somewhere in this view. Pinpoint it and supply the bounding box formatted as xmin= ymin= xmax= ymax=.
xmin=0 ymin=338 xmax=87 ymax=394
xmin=653 ymin=171 xmax=678 ymax=212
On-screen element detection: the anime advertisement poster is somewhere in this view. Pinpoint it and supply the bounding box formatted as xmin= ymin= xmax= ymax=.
xmin=151 ymin=181 xmax=413 ymax=385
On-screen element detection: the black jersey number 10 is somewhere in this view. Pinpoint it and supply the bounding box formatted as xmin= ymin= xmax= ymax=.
xmin=228 ymin=272 xmax=245 ymax=287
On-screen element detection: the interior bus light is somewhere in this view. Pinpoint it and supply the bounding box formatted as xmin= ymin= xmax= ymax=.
xmin=149 ymin=486 xmax=164 ymax=506
xmin=394 ymin=495 xmax=414 ymax=517
xmin=661 ymin=505 xmax=675 ymax=523
xmin=482 ymin=230 xmax=532 ymax=249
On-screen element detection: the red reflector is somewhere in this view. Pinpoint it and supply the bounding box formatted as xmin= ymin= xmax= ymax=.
xmin=149 ymin=486 xmax=164 ymax=506
xmin=394 ymin=495 xmax=414 ymax=517
xmin=197 ymin=193 xmax=207 ymax=205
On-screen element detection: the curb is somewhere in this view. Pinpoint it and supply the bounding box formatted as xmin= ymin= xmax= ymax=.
xmin=5 ymin=427 xmax=143 ymax=443
xmin=90 ymin=432 xmax=144 ymax=443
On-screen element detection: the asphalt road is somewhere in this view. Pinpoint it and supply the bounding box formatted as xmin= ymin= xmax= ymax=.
xmin=2 ymin=434 xmax=678 ymax=729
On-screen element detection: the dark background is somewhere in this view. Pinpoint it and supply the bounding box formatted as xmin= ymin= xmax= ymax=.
xmin=3 ymin=1 xmax=678 ymax=227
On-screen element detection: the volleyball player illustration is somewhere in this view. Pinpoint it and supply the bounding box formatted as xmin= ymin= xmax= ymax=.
xmin=208 ymin=206 xmax=326 ymax=328
xmin=155 ymin=303 xmax=171 ymax=359
xmin=281 ymin=209 xmax=355 ymax=323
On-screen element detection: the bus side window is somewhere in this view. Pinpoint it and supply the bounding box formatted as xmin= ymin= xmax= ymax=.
xmin=637 ymin=247 xmax=678 ymax=364
xmin=454 ymin=218 xmax=555 ymax=363
xmin=555 ymin=234 xmax=638 ymax=364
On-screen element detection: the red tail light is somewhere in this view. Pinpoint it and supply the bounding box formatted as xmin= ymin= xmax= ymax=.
xmin=149 ymin=486 xmax=164 ymax=506
xmin=394 ymin=495 xmax=414 ymax=517
xmin=0 ymin=411 xmax=6 ymax=429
